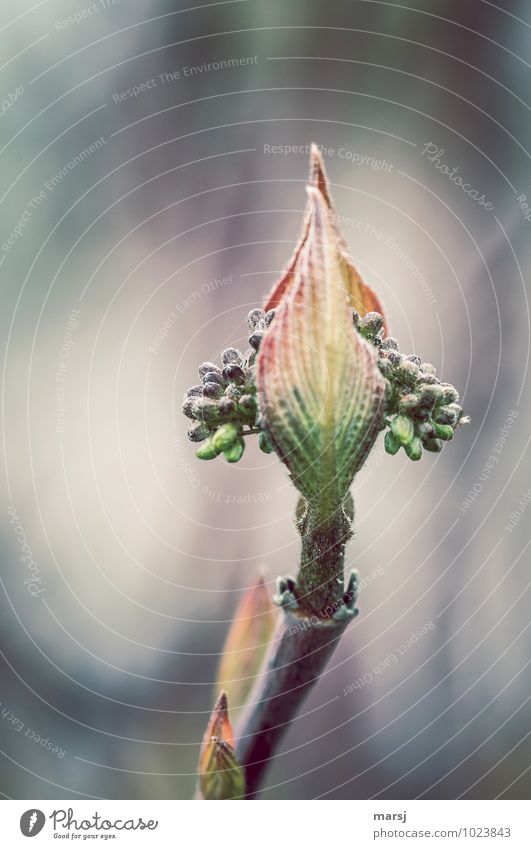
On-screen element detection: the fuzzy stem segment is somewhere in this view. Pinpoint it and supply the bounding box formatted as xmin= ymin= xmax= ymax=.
xmin=296 ymin=502 xmax=353 ymax=615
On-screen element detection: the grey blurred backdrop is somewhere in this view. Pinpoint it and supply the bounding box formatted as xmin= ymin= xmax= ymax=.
xmin=0 ymin=0 xmax=529 ymax=800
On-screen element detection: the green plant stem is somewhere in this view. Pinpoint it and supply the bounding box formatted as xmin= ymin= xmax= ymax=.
xmin=296 ymin=506 xmax=352 ymax=615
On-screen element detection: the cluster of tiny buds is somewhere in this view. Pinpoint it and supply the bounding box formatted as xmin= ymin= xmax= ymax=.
xmin=181 ymin=309 xmax=276 ymax=462
xmin=353 ymin=309 xmax=470 ymax=460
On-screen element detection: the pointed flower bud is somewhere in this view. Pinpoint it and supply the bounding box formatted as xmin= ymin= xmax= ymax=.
xmin=262 ymin=145 xmax=388 ymax=328
xmin=198 ymin=692 xmax=245 ymax=800
xmin=257 ymin=178 xmax=386 ymax=519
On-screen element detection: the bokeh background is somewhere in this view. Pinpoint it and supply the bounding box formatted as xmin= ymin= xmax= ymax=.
xmin=0 ymin=0 xmax=530 ymax=800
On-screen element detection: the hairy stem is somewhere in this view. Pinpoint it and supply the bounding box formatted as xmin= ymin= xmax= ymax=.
xmin=294 ymin=495 xmax=353 ymax=615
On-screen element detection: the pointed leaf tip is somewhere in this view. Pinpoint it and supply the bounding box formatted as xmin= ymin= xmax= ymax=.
xmin=262 ymin=143 xmax=388 ymax=332
xmin=217 ymin=575 xmax=278 ymax=712
xmin=198 ymin=691 xmax=245 ymax=800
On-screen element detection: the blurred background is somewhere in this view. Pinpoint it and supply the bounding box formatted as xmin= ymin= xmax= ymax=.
xmin=0 ymin=0 xmax=529 ymax=800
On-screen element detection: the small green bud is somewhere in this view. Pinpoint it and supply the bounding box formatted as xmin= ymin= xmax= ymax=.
xmin=203 ymin=381 xmax=224 ymax=399
xmin=182 ymin=397 xmax=196 ymax=419
xmin=421 ymin=362 xmax=437 ymax=376
xmin=387 ymin=350 xmax=402 ymax=367
xmin=194 ymin=398 xmax=221 ymax=423
xmin=391 ymin=415 xmax=414 ymax=445
xmin=221 ymin=347 xmax=243 ymax=365
xmin=433 ymin=422 xmax=454 ymax=441
xmin=249 ymin=332 xmax=263 ymax=351
xmin=378 ymin=358 xmax=392 ymax=378
xmin=418 ymin=384 xmax=442 ymax=409
xmin=404 ymin=436 xmax=422 ymax=460
xmin=199 ymin=362 xmax=219 ymax=378
xmin=416 ymin=421 xmax=435 ymax=440
xmin=188 ymin=422 xmax=210 ymax=442
xmin=247 ymin=309 xmax=266 ymax=330
xmin=213 ymin=423 xmax=240 ymax=452
xmin=360 ymin=311 xmax=384 ymax=337
xmin=202 ymin=370 xmax=224 ymax=386
xmin=435 ymin=405 xmax=459 ymax=425
xmin=186 ymin=384 xmax=203 ymax=397
xmin=399 ymin=394 xmax=419 ymax=415
xmin=224 ymin=438 xmax=245 ymax=463
xmin=196 ymin=438 xmax=221 ymax=460
xmin=222 ymin=364 xmax=245 ymax=384
xmin=238 ymin=394 xmax=257 ymax=417
xmin=381 ymin=336 xmax=398 ymax=350
xmin=259 ymin=431 xmax=274 ymax=454
xmin=441 ymin=384 xmax=459 ymax=404
xmin=424 ymin=437 xmax=443 ymax=453
xmin=218 ymin=397 xmax=238 ymax=417
xmin=417 ymin=372 xmax=437 ymax=385
xmin=224 ymin=384 xmax=242 ymax=401
xmin=384 ymin=430 xmax=401 ymax=455
xmin=397 ymin=360 xmax=419 ymax=383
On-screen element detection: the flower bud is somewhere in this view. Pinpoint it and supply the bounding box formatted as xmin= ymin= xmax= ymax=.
xmin=384 ymin=430 xmax=401 ymax=455
xmin=218 ymin=397 xmax=237 ymax=417
xmin=222 ymin=347 xmax=243 ymax=365
xmin=196 ymin=438 xmax=221 ymax=460
xmin=194 ymin=398 xmax=221 ymax=423
xmin=391 ymin=414 xmax=414 ymax=446
xmin=202 ymin=370 xmax=224 ymax=386
xmin=435 ymin=405 xmax=459 ymax=425
xmin=441 ymin=384 xmax=460 ymax=404
xmin=212 ymin=423 xmax=240 ymax=452
xmin=399 ymin=394 xmax=419 ymax=415
xmin=247 ymin=308 xmax=266 ymax=330
xmin=404 ymin=436 xmax=423 ymax=460
xmin=381 ymin=336 xmax=398 ymax=350
xmin=222 ymin=364 xmax=245 ymax=384
xmin=188 ymin=422 xmax=210 ymax=442
xmin=257 ymin=184 xmax=385 ymax=518
xmin=199 ymin=361 xmax=219 ymax=378
xmin=238 ymin=395 xmax=257 ymax=417
xmin=259 ymin=431 xmax=274 ymax=454
xmin=433 ymin=422 xmax=454 ymax=441
xmin=187 ymin=384 xmax=203 ymax=397
xmin=424 ymin=437 xmax=443 ymax=452
xmin=224 ymin=438 xmax=245 ymax=463
xmin=182 ymin=397 xmax=196 ymax=419
xmin=249 ymin=332 xmax=263 ymax=351
xmin=203 ymin=382 xmax=224 ymax=399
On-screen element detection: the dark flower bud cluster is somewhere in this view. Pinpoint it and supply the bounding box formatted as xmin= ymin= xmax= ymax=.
xmin=353 ymin=309 xmax=469 ymax=461
xmin=181 ymin=310 xmax=275 ymax=462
